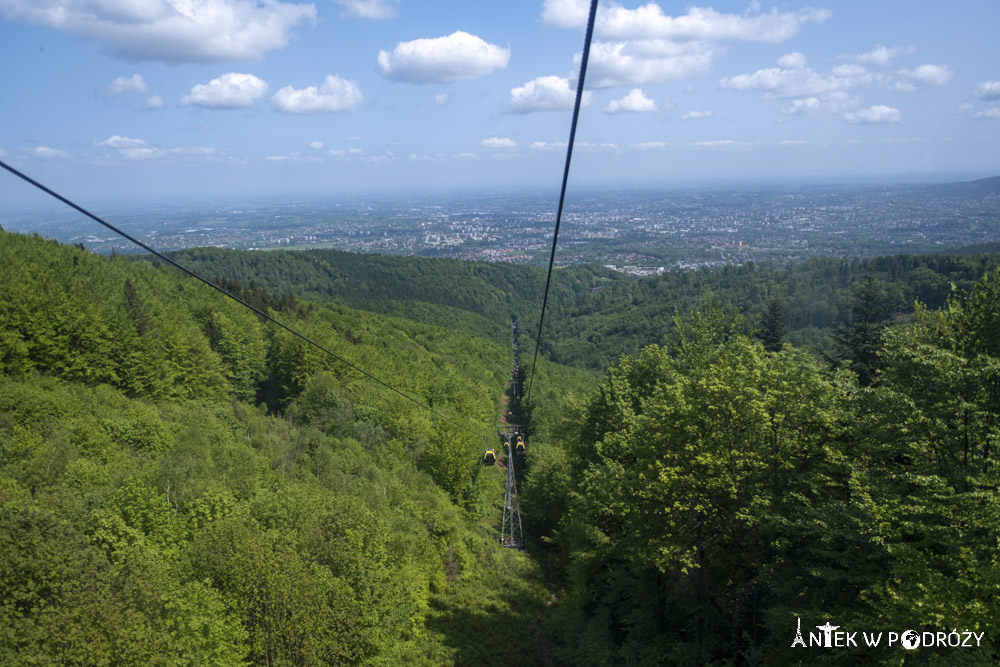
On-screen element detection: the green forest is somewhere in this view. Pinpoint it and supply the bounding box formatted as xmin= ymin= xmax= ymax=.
xmin=2 ymin=228 xmax=999 ymax=664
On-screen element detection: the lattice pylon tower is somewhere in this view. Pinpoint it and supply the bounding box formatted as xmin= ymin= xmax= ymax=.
xmin=500 ymin=433 xmax=525 ymax=548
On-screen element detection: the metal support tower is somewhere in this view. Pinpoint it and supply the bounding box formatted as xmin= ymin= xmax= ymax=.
xmin=500 ymin=432 xmax=525 ymax=548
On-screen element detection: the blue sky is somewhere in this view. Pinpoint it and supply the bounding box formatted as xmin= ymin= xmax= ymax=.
xmin=1 ymin=0 xmax=999 ymax=202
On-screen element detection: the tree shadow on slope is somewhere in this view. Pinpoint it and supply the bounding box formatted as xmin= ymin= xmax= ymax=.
xmin=423 ymin=542 xmax=552 ymax=666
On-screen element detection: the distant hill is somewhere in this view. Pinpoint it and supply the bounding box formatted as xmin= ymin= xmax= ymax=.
xmin=169 ymin=244 xmax=1000 ymax=371
xmin=932 ymin=175 xmax=1000 ymax=194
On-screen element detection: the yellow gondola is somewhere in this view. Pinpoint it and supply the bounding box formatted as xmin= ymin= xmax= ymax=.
xmin=483 ymin=448 xmax=496 ymax=465
xmin=515 ymin=435 xmax=525 ymax=454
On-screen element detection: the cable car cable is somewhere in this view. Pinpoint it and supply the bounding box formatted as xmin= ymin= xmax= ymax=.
xmin=0 ymin=158 xmax=487 ymax=438
xmin=525 ymin=0 xmax=599 ymax=404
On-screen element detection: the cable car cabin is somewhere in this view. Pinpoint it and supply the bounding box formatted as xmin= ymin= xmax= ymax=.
xmin=483 ymin=448 xmax=496 ymax=465
xmin=515 ymin=436 xmax=525 ymax=454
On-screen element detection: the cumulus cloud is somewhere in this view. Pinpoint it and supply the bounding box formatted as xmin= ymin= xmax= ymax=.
xmin=95 ymin=140 xmax=221 ymax=160
xmin=777 ymin=52 xmax=806 ymax=69
xmin=435 ymin=92 xmax=448 ymax=104
xmin=605 ymin=88 xmax=656 ymax=113
xmin=29 ymin=146 xmax=72 ymax=159
xmin=721 ymin=61 xmax=871 ymax=99
xmin=844 ymin=105 xmax=900 ymax=124
xmin=530 ymin=141 xmax=568 ymax=151
xmin=334 ymin=0 xmax=398 ymax=19
xmin=973 ymin=107 xmax=1000 ymax=119
xmin=181 ymin=73 xmax=268 ymax=108
xmin=691 ymin=139 xmax=737 ymax=147
xmin=0 ymin=0 xmax=317 ymax=63
xmin=272 ymin=75 xmax=363 ymax=113
xmin=481 ymin=136 xmax=517 ymax=149
xmin=541 ymin=0 xmax=590 ymax=28
xmin=831 ymin=64 xmax=867 ymax=78
xmin=898 ymin=64 xmax=953 ymax=87
xmin=846 ymin=44 xmax=915 ymax=68
xmin=95 ymin=135 xmax=147 ymax=148
xmin=545 ymin=3 xmax=829 ymax=90
xmin=145 ymin=95 xmax=165 ymax=109
xmin=376 ymin=31 xmax=509 ymax=83
xmin=116 ymin=147 xmax=163 ymax=160
xmin=264 ymin=152 xmax=321 ymax=163
xmin=543 ymin=1 xmax=830 ymax=42
xmin=634 ymin=141 xmax=666 ymax=149
xmin=107 ymin=74 xmax=147 ymax=95
xmin=309 ymin=141 xmax=324 ymax=149
xmin=587 ymin=39 xmax=716 ymax=87
xmin=681 ymin=110 xmax=713 ymax=120
xmin=510 ymin=75 xmax=591 ymax=112
xmin=783 ymin=91 xmax=857 ymax=115
xmin=977 ymin=81 xmax=1000 ymax=100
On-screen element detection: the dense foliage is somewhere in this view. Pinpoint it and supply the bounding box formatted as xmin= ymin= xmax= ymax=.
xmin=520 ymin=271 xmax=1000 ymax=664
xmin=168 ymin=245 xmax=1000 ymax=370
xmin=0 ymin=231 xmax=549 ymax=664
xmin=4 ymin=228 xmax=999 ymax=665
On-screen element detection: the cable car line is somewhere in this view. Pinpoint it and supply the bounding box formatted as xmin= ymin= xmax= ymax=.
xmin=526 ymin=0 xmax=599 ymax=404
xmin=0 ymin=158 xmax=486 ymax=438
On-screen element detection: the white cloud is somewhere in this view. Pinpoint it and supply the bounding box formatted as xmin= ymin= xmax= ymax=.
xmin=510 ymin=75 xmax=591 ymax=112
xmin=977 ymin=81 xmax=1000 ymax=100
xmin=606 ymin=88 xmax=656 ymax=113
xmin=95 ymin=135 xmax=146 ymax=148
xmin=845 ymin=105 xmax=900 ymax=124
xmin=334 ymin=0 xmax=398 ymax=19
xmin=973 ymin=107 xmax=1000 ymax=119
xmin=543 ymin=1 xmax=830 ymax=42
xmin=481 ymin=136 xmax=517 ymax=149
xmin=29 ymin=146 xmax=72 ymax=159
xmin=692 ymin=139 xmax=737 ymax=147
xmin=681 ymin=110 xmax=713 ymax=120
xmin=349 ymin=147 xmax=363 ymax=155
xmin=264 ymin=152 xmax=321 ymax=163
xmin=0 ymin=0 xmax=316 ymax=63
xmin=376 ymin=31 xmax=509 ymax=83
xmin=119 ymin=147 xmax=165 ymax=160
xmin=778 ymin=139 xmax=810 ymax=146
xmin=587 ymin=39 xmax=716 ymax=88
xmin=309 ymin=141 xmax=324 ymax=149
xmin=181 ymin=73 xmax=268 ymax=108
xmin=634 ymin=141 xmax=666 ymax=150
xmin=777 ymin=52 xmax=806 ymax=69
xmin=898 ymin=64 xmax=953 ymax=87
xmin=530 ymin=141 xmax=567 ymax=151
xmin=99 ymin=143 xmax=221 ymax=160
xmin=145 ymin=95 xmax=165 ymax=109
xmin=831 ymin=64 xmax=867 ymax=78
xmin=272 ymin=75 xmax=363 ymax=113
xmin=541 ymin=0 xmax=590 ymax=28
xmin=848 ymin=44 xmax=915 ymax=68
xmin=0 ymin=148 xmax=6 ymax=158
xmin=435 ymin=92 xmax=448 ymax=104
xmin=107 ymin=74 xmax=147 ymax=95
xmin=721 ymin=64 xmax=871 ymax=99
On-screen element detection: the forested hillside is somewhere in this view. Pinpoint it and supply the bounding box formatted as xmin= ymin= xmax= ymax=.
xmin=518 ymin=271 xmax=1000 ymax=664
xmin=0 ymin=230 xmax=552 ymax=664
xmin=4 ymin=228 xmax=999 ymax=665
xmin=169 ymin=246 xmax=1000 ymax=370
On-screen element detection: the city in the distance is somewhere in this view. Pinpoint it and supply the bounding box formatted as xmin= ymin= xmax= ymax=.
xmin=5 ymin=176 xmax=998 ymax=273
